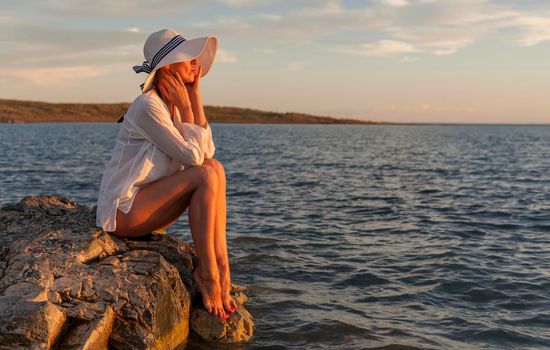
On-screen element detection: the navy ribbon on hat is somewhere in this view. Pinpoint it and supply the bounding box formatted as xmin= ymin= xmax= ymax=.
xmin=133 ymin=61 xmax=152 ymax=74
xmin=132 ymin=34 xmax=186 ymax=90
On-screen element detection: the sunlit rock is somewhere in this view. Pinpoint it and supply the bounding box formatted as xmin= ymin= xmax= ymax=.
xmin=0 ymin=194 xmax=254 ymax=349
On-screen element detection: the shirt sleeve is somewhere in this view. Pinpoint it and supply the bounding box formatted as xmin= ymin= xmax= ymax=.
xmin=171 ymin=106 xmax=216 ymax=159
xmin=176 ymin=122 xmax=216 ymax=159
xmin=132 ymin=97 xmax=205 ymax=166
xmin=203 ymin=123 xmax=216 ymax=159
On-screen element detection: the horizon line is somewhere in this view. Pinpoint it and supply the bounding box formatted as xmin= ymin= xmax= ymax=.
xmin=1 ymin=97 xmax=548 ymax=125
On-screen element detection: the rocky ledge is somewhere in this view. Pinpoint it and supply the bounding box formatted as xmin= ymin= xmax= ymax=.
xmin=0 ymin=195 xmax=254 ymax=349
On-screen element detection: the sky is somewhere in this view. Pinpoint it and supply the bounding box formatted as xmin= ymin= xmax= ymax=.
xmin=0 ymin=0 xmax=549 ymax=124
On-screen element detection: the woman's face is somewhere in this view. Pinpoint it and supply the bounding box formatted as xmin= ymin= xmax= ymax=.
xmin=158 ymin=58 xmax=199 ymax=84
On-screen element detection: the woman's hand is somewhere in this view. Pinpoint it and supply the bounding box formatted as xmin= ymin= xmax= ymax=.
xmin=158 ymin=69 xmax=192 ymax=110
xmin=158 ymin=69 xmax=194 ymax=123
xmin=185 ymin=64 xmax=202 ymax=100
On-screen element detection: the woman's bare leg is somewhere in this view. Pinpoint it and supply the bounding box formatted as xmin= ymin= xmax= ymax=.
xmin=202 ymin=158 xmax=238 ymax=314
xmin=113 ymin=165 xmax=228 ymax=319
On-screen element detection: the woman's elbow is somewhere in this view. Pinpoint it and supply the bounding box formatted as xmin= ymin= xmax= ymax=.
xmin=188 ymin=148 xmax=204 ymax=166
xmin=205 ymin=145 xmax=215 ymax=159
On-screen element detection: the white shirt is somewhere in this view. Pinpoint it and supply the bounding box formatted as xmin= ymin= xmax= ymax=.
xmin=95 ymin=88 xmax=215 ymax=232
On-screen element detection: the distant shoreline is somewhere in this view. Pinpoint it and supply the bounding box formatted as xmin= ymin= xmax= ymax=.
xmin=0 ymin=98 xmax=388 ymax=125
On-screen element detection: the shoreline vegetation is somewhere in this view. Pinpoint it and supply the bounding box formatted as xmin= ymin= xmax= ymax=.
xmin=0 ymin=98 xmax=387 ymax=125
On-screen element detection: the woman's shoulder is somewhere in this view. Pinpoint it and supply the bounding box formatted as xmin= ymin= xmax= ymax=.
xmin=127 ymin=89 xmax=167 ymax=117
xmin=132 ymin=89 xmax=163 ymax=108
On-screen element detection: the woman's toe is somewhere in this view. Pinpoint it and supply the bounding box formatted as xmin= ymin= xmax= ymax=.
xmin=224 ymin=297 xmax=237 ymax=312
xmin=223 ymin=303 xmax=232 ymax=314
xmin=207 ymin=303 xmax=215 ymax=314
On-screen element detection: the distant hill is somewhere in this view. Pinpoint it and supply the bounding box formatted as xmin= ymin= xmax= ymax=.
xmin=0 ymin=98 xmax=384 ymax=124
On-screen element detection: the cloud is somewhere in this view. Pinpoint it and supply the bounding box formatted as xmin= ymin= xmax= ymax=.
xmin=217 ymin=0 xmax=264 ymax=6
xmin=322 ymin=1 xmax=550 ymax=58
xmin=381 ymin=0 xmax=410 ymax=8
xmin=184 ymin=2 xmax=390 ymax=44
xmin=194 ymin=15 xmax=329 ymax=42
xmin=0 ymin=14 xmax=20 ymax=24
xmin=12 ymin=0 xmax=202 ymax=17
xmin=391 ymin=1 xmax=550 ymax=49
xmin=0 ymin=24 xmax=143 ymax=69
xmin=331 ymin=40 xmax=416 ymax=57
xmin=255 ymin=13 xmax=283 ymax=21
xmin=296 ymin=0 xmax=343 ymax=16
xmin=400 ymin=55 xmax=418 ymax=62
xmin=123 ymin=27 xmax=141 ymax=33
xmin=217 ymin=49 xmax=238 ymax=63
xmin=2 ymin=0 xmax=550 ymax=72
xmin=363 ymin=40 xmax=416 ymax=56
xmin=288 ymin=61 xmax=305 ymax=71
xmin=255 ymin=1 xmax=550 ymax=57
xmin=254 ymin=48 xmax=276 ymax=54
xmin=186 ymin=0 xmax=550 ymax=60
xmin=1 ymin=23 xmax=143 ymax=53
xmin=392 ymin=26 xmax=477 ymax=55
xmin=216 ymin=17 xmax=253 ymax=31
xmin=0 ymin=66 xmax=109 ymax=86
xmin=507 ymin=14 xmax=550 ymax=46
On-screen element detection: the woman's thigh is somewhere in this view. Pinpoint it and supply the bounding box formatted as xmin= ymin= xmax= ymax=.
xmin=113 ymin=166 xmax=206 ymax=237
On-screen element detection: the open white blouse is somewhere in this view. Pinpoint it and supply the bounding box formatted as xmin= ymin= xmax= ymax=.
xmin=95 ymin=88 xmax=215 ymax=232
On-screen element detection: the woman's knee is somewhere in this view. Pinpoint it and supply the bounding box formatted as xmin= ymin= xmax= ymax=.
xmin=203 ymin=158 xmax=226 ymax=183
xmin=197 ymin=164 xmax=219 ymax=190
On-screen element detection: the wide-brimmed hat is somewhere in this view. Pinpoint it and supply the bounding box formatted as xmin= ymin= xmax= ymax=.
xmin=132 ymin=28 xmax=218 ymax=93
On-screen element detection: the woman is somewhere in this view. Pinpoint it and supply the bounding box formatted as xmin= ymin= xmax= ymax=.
xmin=96 ymin=29 xmax=237 ymax=320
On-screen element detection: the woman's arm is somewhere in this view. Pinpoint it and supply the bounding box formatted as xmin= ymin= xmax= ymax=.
xmin=134 ymin=96 xmax=205 ymax=166
xmin=183 ymin=64 xmax=215 ymax=159
xmin=186 ymin=65 xmax=208 ymax=129
xmin=189 ymin=92 xmax=207 ymax=128
xmin=159 ymin=69 xmax=194 ymax=124
xmin=156 ymin=67 xmax=214 ymax=160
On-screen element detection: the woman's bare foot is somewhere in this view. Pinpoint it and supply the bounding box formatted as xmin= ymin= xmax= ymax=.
xmin=221 ymin=285 xmax=238 ymax=314
xmin=193 ymin=269 xmax=228 ymax=319
xmin=219 ymin=267 xmax=238 ymax=314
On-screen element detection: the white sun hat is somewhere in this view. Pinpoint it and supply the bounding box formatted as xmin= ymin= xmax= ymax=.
xmin=133 ymin=28 xmax=218 ymax=93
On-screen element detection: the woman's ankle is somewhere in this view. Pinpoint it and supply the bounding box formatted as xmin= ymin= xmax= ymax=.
xmin=197 ymin=266 xmax=220 ymax=282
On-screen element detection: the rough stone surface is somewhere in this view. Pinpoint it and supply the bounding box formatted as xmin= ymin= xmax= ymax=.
xmin=0 ymin=194 xmax=254 ymax=349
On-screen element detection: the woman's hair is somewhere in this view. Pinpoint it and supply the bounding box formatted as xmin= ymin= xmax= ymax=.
xmin=152 ymin=68 xmax=165 ymax=98
xmin=153 ymin=70 xmax=160 ymax=91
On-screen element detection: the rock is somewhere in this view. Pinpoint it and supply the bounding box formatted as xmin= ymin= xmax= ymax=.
xmin=0 ymin=195 xmax=254 ymax=349
xmin=190 ymin=284 xmax=254 ymax=344
xmin=0 ymin=297 xmax=67 ymax=348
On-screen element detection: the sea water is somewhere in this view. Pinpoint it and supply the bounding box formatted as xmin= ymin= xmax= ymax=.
xmin=1 ymin=123 xmax=549 ymax=349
